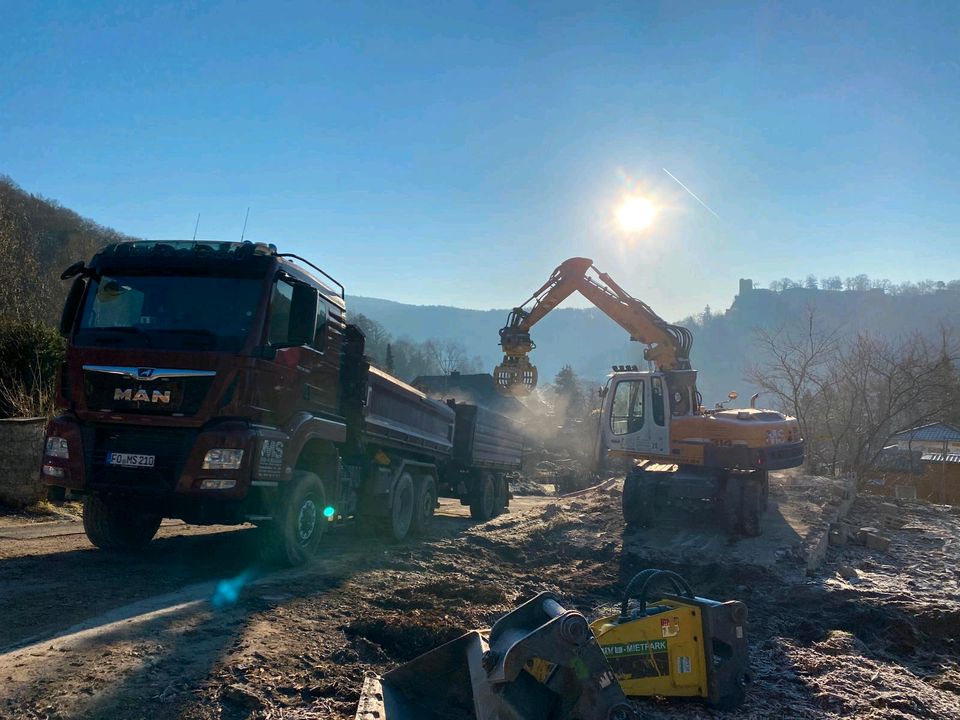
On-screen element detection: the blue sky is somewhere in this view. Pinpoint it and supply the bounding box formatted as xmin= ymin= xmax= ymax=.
xmin=2 ymin=1 xmax=958 ymax=319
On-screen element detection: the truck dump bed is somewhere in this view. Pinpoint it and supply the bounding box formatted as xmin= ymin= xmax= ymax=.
xmin=452 ymin=404 xmax=523 ymax=471
xmin=363 ymin=366 xmax=455 ymax=457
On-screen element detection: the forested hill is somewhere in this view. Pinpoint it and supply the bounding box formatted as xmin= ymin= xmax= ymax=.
xmin=1 ymin=175 xmax=956 ymax=407
xmin=0 ymin=177 xmax=136 ymax=324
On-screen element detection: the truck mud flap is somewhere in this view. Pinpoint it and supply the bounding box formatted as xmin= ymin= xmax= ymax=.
xmin=355 ymin=593 xmax=639 ymax=720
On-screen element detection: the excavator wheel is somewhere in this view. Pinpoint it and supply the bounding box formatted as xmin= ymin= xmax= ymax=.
xmin=622 ymin=469 xmax=656 ymax=527
xmin=722 ymin=473 xmax=764 ymax=538
xmin=740 ymin=476 xmax=764 ymax=537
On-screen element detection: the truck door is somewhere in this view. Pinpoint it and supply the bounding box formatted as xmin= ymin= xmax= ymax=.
xmin=297 ymin=296 xmax=342 ymax=416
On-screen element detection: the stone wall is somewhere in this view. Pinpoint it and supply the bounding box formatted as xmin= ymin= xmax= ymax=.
xmin=0 ymin=418 xmax=46 ymax=507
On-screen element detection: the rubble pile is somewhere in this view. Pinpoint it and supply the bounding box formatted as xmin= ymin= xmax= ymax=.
xmin=182 ymin=482 xmax=960 ymax=719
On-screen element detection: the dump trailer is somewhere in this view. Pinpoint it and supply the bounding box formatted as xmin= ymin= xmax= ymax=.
xmin=41 ymin=240 xmax=522 ymax=564
xmin=440 ymin=402 xmax=524 ymax=521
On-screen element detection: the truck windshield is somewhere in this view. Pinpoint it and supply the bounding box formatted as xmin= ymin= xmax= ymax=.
xmin=75 ymin=274 xmax=263 ymax=351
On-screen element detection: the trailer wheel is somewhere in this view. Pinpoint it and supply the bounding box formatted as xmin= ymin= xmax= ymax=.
xmin=385 ymin=471 xmax=415 ymax=541
xmin=261 ymin=471 xmax=327 ymax=566
xmin=82 ymin=495 xmax=161 ymax=550
xmin=469 ymin=472 xmax=496 ymax=522
xmin=410 ymin=475 xmax=437 ymax=536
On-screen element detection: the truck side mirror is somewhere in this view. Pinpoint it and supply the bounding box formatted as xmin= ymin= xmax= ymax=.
xmin=59 ymin=278 xmax=87 ymax=337
xmin=287 ymin=283 xmax=318 ymax=346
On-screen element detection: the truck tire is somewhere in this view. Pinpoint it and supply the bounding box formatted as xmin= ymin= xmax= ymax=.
xmin=410 ymin=475 xmax=436 ymax=536
xmin=494 ymin=473 xmax=509 ymax=514
xmin=261 ymin=471 xmax=327 ymax=566
xmin=384 ymin=471 xmax=415 ymax=541
xmin=82 ymin=495 xmax=161 ymax=550
xmin=469 ymin=472 xmax=496 ymax=522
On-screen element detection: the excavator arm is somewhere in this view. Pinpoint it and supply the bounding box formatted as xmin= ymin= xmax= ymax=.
xmin=495 ymin=257 xmax=693 ymax=396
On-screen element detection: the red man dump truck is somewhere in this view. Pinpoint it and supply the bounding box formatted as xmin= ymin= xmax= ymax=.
xmin=41 ymin=241 xmax=522 ymax=564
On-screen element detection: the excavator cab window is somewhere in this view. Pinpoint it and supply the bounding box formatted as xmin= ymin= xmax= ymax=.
xmin=611 ymin=379 xmax=645 ymax=435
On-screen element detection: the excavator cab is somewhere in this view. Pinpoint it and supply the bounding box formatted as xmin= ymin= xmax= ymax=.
xmin=600 ymin=370 xmax=674 ymax=457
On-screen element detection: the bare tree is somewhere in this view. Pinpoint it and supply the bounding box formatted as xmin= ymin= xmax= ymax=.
xmin=424 ymin=338 xmax=481 ymax=375
xmin=748 ymin=308 xmax=960 ymax=482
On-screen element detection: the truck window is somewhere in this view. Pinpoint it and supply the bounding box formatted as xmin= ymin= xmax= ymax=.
xmin=652 ymin=376 xmax=665 ymax=426
xmin=611 ymin=379 xmax=644 ymax=435
xmin=268 ymin=279 xmax=294 ymax=345
xmin=311 ymin=300 xmax=328 ymax=351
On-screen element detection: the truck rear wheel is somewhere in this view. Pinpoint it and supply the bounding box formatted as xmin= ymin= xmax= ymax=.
xmin=261 ymin=471 xmax=327 ymax=566
xmin=469 ymin=472 xmax=496 ymax=522
xmin=82 ymin=495 xmax=161 ymax=550
xmin=384 ymin=471 xmax=415 ymax=541
xmin=410 ymin=475 xmax=436 ymax=536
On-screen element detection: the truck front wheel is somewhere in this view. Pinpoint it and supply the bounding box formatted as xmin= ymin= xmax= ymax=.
xmin=82 ymin=495 xmax=161 ymax=550
xmin=262 ymin=471 xmax=327 ymax=566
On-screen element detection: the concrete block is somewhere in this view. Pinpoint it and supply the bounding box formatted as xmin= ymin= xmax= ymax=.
xmin=862 ymin=532 xmax=891 ymax=552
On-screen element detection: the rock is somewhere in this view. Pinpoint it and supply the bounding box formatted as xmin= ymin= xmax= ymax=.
xmin=222 ymin=683 xmax=264 ymax=709
xmin=863 ymin=532 xmax=891 ymax=552
xmin=837 ymin=565 xmax=859 ymax=581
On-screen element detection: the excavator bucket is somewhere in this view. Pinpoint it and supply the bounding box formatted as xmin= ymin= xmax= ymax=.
xmin=355 ymin=592 xmax=639 ymax=720
xmin=494 ymin=355 xmax=538 ymax=396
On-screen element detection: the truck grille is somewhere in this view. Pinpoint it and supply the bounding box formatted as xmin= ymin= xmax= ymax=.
xmin=83 ymin=367 xmax=215 ymax=416
xmin=83 ymin=424 xmax=197 ymax=492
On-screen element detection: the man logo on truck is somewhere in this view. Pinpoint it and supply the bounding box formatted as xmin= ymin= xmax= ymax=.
xmin=113 ymin=388 xmax=171 ymax=403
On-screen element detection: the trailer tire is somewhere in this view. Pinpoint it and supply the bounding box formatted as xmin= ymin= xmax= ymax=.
xmin=410 ymin=475 xmax=436 ymax=536
xmin=261 ymin=471 xmax=327 ymax=566
xmin=82 ymin=495 xmax=161 ymax=550
xmin=469 ymin=472 xmax=496 ymax=522
xmin=384 ymin=471 xmax=415 ymax=541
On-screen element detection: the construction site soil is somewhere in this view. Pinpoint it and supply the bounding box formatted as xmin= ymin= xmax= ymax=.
xmin=1 ymin=475 xmax=958 ymax=720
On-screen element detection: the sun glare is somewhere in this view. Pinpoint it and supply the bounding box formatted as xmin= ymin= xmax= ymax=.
xmin=616 ymin=195 xmax=657 ymax=232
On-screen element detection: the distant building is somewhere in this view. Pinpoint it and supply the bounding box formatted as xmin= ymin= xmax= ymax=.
xmin=412 ymin=371 xmax=528 ymax=418
xmin=738 ymin=278 xmax=753 ymax=296
xmin=890 ymin=422 xmax=960 ymax=454
xmin=870 ymin=446 xmax=960 ymax=505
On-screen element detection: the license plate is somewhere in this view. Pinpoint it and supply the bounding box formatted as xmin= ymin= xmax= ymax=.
xmin=106 ymin=452 xmax=156 ymax=468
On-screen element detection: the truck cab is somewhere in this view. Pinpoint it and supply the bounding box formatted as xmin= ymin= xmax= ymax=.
xmin=41 ymin=241 xmax=522 ymax=564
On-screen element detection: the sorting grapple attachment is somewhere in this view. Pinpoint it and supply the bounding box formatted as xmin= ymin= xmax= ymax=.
xmin=494 ymin=355 xmax=538 ymax=397
xmin=355 ymin=592 xmax=639 ymax=720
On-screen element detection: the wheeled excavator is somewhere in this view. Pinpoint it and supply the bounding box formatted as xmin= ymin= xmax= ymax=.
xmin=494 ymin=257 xmax=804 ymax=536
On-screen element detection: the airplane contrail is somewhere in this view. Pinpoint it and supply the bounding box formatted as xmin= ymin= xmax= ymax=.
xmin=662 ymin=168 xmax=721 ymax=219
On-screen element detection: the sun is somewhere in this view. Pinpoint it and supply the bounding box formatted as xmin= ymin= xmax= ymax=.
xmin=616 ymin=195 xmax=658 ymax=232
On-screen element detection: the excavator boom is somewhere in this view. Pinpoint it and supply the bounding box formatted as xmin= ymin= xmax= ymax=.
xmin=495 ymin=257 xmax=692 ymax=396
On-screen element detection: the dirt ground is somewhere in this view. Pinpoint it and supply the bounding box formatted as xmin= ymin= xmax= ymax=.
xmin=1 ymin=478 xmax=958 ymax=720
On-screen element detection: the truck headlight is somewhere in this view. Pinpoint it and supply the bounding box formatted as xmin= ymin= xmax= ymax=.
xmin=45 ymin=436 xmax=69 ymax=459
xmin=201 ymin=449 xmax=244 ymax=470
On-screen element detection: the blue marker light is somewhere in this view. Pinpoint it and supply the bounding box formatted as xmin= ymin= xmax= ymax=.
xmin=323 ymin=505 xmax=335 ymax=518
